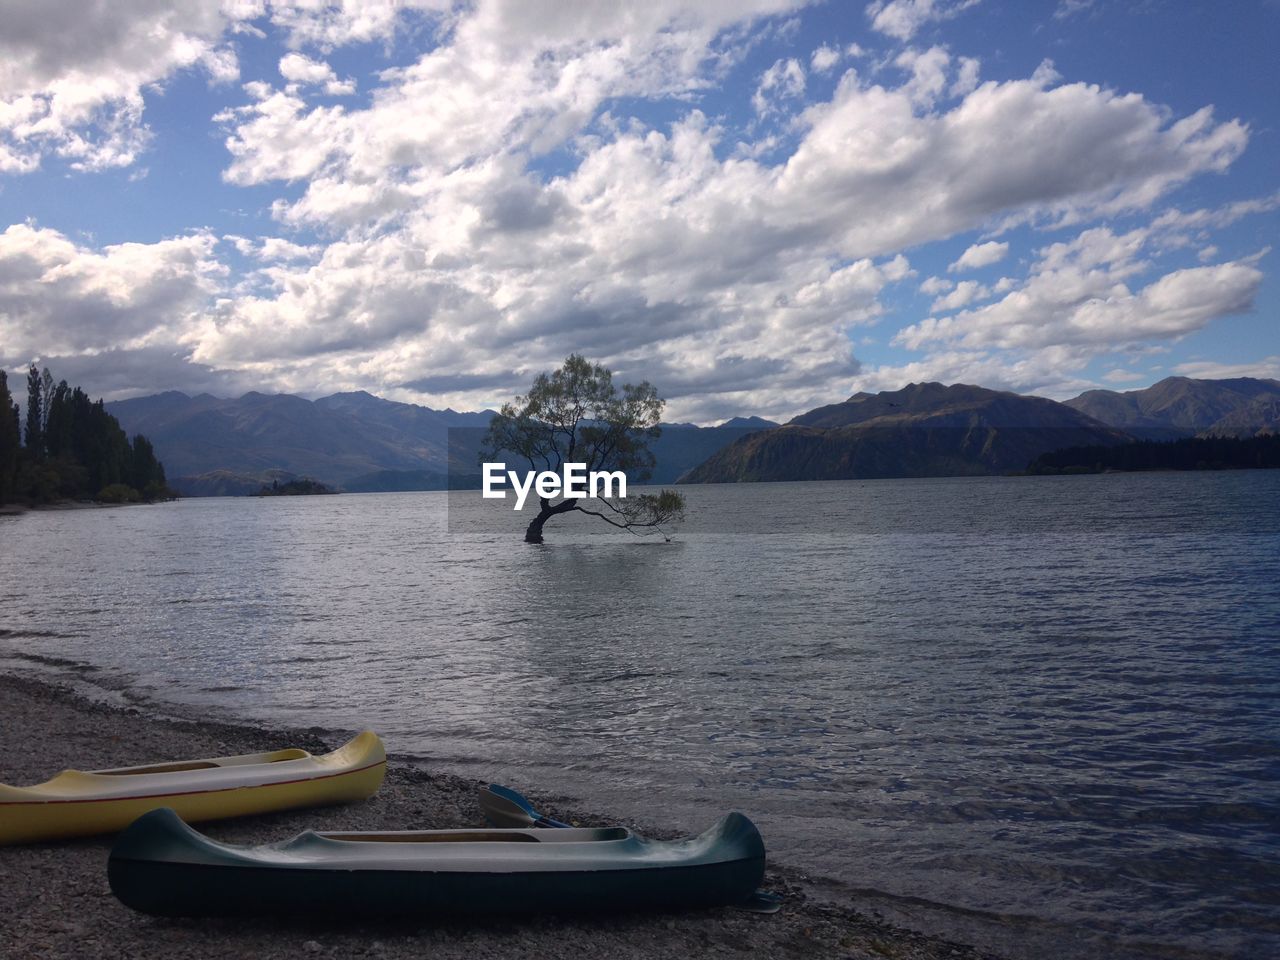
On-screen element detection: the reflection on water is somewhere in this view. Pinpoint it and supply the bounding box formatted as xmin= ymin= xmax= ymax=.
xmin=2 ymin=471 xmax=1279 ymax=960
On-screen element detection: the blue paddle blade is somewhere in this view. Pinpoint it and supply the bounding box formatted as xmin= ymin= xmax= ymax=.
xmin=480 ymin=783 xmax=571 ymax=829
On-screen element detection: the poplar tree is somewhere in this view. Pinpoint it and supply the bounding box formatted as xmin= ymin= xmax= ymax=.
xmin=0 ymin=371 xmax=18 ymax=504
xmin=25 ymin=365 xmax=42 ymax=455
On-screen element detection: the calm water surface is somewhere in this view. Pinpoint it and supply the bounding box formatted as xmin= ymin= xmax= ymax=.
xmin=1 ymin=473 xmax=1278 ymax=959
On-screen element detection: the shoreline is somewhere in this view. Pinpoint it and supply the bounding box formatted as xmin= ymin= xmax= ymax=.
xmin=0 ymin=670 xmax=1003 ymax=960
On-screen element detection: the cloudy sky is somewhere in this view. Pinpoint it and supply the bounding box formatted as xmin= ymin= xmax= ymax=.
xmin=1 ymin=0 xmax=1276 ymax=422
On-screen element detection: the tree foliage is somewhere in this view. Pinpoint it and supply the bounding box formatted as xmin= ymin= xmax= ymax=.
xmin=25 ymin=365 xmax=42 ymax=454
xmin=482 ymin=354 xmax=686 ymax=543
xmin=0 ymin=365 xmax=175 ymax=506
xmin=0 ymin=371 xmax=19 ymax=505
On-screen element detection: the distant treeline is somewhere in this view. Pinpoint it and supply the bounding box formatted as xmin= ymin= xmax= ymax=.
xmin=0 ymin=366 xmax=175 ymax=506
xmin=1028 ymin=434 xmax=1280 ymax=475
xmin=257 ymin=478 xmax=336 ymax=496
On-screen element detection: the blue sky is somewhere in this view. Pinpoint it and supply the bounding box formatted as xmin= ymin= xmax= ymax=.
xmin=0 ymin=0 xmax=1276 ymax=423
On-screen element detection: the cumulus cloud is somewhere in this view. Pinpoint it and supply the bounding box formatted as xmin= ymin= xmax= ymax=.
xmin=754 ymin=58 xmax=806 ymax=115
xmin=195 ymin=16 xmax=1253 ymax=418
xmin=949 ymin=240 xmax=1008 ymax=272
xmin=0 ymin=0 xmax=458 ymax=173
xmin=897 ymin=230 xmax=1263 ymax=353
xmin=262 ymin=0 xmax=452 ymax=50
xmin=1103 ymin=368 xmax=1145 ymax=383
xmin=0 ymin=222 xmax=223 ymax=362
xmin=0 ymin=1 xmax=239 ymax=172
xmin=1174 ymin=356 xmax=1280 ymax=381
xmin=866 ymin=0 xmax=982 ymax=42
xmin=278 ymin=53 xmax=356 ymax=96
xmin=1 ymin=1 xmax=1267 ymax=421
xmin=811 ymin=44 xmax=841 ymax=72
xmin=930 ymin=279 xmax=989 ymax=312
xmin=1151 ymin=191 xmax=1280 ymax=234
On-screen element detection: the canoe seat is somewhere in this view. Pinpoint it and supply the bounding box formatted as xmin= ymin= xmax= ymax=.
xmin=321 ymin=832 xmax=544 ymax=844
xmin=96 ymin=761 xmax=222 ymax=776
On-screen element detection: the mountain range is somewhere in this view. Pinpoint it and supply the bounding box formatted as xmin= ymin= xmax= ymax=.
xmin=682 ymin=376 xmax=1279 ymax=483
xmin=1064 ymin=377 xmax=1280 ymax=439
xmin=107 ymin=390 xmax=777 ymax=495
xmin=680 ymin=382 xmax=1132 ymax=482
xmin=107 ymin=376 xmax=1277 ymax=494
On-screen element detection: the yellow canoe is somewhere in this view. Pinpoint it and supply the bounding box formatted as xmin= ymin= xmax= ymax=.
xmin=0 ymin=731 xmax=386 ymax=845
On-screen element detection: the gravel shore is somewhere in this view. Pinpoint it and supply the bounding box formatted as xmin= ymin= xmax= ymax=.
xmin=0 ymin=673 xmax=1002 ymax=959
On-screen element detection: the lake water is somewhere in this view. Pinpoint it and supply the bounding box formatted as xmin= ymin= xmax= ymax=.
xmin=2 ymin=473 xmax=1278 ymax=959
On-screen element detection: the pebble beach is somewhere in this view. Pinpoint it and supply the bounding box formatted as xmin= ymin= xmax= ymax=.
xmin=0 ymin=672 xmax=1001 ymax=960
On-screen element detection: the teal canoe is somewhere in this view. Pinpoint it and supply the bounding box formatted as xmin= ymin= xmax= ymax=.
xmin=108 ymin=807 xmax=766 ymax=917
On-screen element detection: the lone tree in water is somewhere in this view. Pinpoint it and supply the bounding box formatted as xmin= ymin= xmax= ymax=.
xmin=482 ymin=355 xmax=685 ymax=544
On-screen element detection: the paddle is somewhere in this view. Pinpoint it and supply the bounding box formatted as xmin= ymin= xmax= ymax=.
xmin=479 ymin=783 xmax=571 ymax=829
xmin=478 ymin=783 xmax=783 ymax=913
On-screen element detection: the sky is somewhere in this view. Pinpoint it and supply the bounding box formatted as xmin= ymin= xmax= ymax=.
xmin=0 ymin=0 xmax=1277 ymax=424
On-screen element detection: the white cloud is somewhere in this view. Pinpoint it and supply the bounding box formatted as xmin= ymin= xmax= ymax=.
xmin=811 ymin=45 xmax=841 ymax=72
xmin=754 ymin=58 xmax=806 ymax=115
xmin=260 ymin=0 xmax=453 ymax=50
xmin=1054 ymin=0 xmax=1097 ymax=21
xmin=1151 ymin=191 xmax=1280 ymax=234
xmin=198 ymin=15 xmax=1253 ymax=419
xmin=898 ymin=236 xmax=1263 ymax=353
xmin=278 ymin=53 xmax=356 ymax=96
xmin=1103 ymin=368 xmax=1145 ymax=383
xmin=0 ymin=223 xmax=222 ymax=359
xmin=930 ymin=278 xmax=990 ymax=312
xmin=1173 ymin=356 xmax=1280 ymax=381
xmin=0 ymin=1 xmax=238 ymax=172
xmin=950 ymin=56 xmax=980 ymax=98
xmin=865 ymin=0 xmax=981 ymax=42
xmin=850 ymin=345 xmax=1100 ymax=401
xmin=949 ymin=240 xmax=1008 ymax=272
xmin=895 ymin=45 xmax=952 ymax=107
xmin=0 ymin=0 xmax=463 ymax=173
xmin=2 ymin=1 xmax=1265 ymax=422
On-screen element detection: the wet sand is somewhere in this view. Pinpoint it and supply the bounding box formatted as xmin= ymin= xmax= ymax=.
xmin=0 ymin=672 xmax=1001 ymax=959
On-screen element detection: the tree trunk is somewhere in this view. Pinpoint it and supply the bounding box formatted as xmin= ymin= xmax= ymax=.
xmin=524 ymin=498 xmax=576 ymax=543
xmin=524 ymin=507 xmax=551 ymax=543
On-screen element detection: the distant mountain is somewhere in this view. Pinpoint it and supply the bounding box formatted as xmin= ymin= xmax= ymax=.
xmin=1064 ymin=377 xmax=1280 ymax=439
xmin=1204 ymin=394 xmax=1280 ymax=437
xmin=681 ymin=382 xmax=1132 ymax=483
xmin=108 ymin=389 xmax=764 ymax=493
xmin=640 ymin=422 xmax=775 ymax=483
xmin=718 ymin=416 xmax=779 ymax=430
xmin=108 ymin=391 xmax=497 ymax=493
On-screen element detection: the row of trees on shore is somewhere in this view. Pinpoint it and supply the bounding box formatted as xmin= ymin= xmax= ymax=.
xmin=1027 ymin=434 xmax=1280 ymax=474
xmin=0 ymin=366 xmax=174 ymax=506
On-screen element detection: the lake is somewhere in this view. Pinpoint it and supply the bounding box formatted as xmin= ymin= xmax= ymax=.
xmin=2 ymin=472 xmax=1277 ymax=959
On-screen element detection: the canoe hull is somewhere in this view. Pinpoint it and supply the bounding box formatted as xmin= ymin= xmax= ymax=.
xmin=109 ymin=857 xmax=763 ymax=917
xmin=0 ymin=733 xmax=385 ymax=845
xmin=109 ymin=808 xmax=766 ymax=917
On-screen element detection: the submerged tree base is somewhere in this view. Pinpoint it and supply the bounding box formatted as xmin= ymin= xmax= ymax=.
xmin=524 ymin=499 xmax=577 ymax=543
